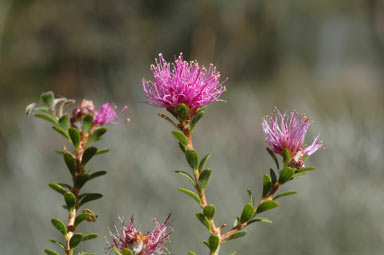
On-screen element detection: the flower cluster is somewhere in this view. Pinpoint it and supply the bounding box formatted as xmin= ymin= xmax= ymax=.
xmin=262 ymin=108 xmax=322 ymax=168
xmin=107 ymin=214 xmax=172 ymax=255
xmin=142 ymin=53 xmax=226 ymax=110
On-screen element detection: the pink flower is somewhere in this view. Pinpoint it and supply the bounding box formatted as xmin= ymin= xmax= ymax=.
xmin=93 ymin=103 xmax=127 ymax=125
xmin=106 ymin=214 xmax=172 ymax=255
xmin=142 ymin=53 xmax=226 ymax=110
xmin=262 ymin=108 xmax=322 ymax=166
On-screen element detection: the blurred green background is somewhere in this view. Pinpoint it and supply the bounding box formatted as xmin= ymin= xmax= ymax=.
xmin=1 ymin=0 xmax=384 ymax=254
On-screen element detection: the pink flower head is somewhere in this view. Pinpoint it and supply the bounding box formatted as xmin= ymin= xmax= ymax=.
xmin=262 ymin=108 xmax=322 ymax=166
xmin=106 ymin=214 xmax=172 ymax=255
xmin=93 ymin=103 xmax=127 ymax=125
xmin=142 ymin=53 xmax=226 ymax=110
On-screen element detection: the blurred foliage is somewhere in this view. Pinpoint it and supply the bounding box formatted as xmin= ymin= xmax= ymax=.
xmin=1 ymin=0 xmax=384 ymax=254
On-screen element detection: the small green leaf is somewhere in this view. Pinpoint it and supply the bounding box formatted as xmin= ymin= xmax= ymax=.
xmin=282 ymin=148 xmax=290 ymax=166
xmin=51 ymin=218 xmax=67 ymax=236
xmin=79 ymin=193 xmax=103 ymax=207
xmin=240 ymin=203 xmax=254 ymax=223
xmin=89 ymin=171 xmax=107 ymax=180
xmin=75 ymin=174 xmax=90 ymax=189
xmin=189 ymin=111 xmax=204 ymax=131
xmin=247 ymin=217 xmax=272 ymax=225
xmin=198 ymin=168 xmax=211 ymax=190
xmin=48 ymin=239 xmax=65 ymax=249
xmin=198 ymin=153 xmax=211 ymax=172
xmin=58 ymin=183 xmax=72 ymax=190
xmin=203 ymin=205 xmax=216 ymax=220
xmin=64 ymin=192 xmax=76 ymax=212
xmin=262 ymin=174 xmax=272 ymax=198
xmin=176 ymin=103 xmax=188 ymax=121
xmin=196 ymin=213 xmax=211 ymax=231
xmin=196 ymin=105 xmax=207 ymax=114
xmin=256 ymin=200 xmax=279 ymax=214
xmin=178 ymin=142 xmax=186 ymax=153
xmin=178 ymin=188 xmax=201 ymax=206
xmin=188 ymin=251 xmax=197 ymax=255
xmin=89 ymin=127 xmax=107 ymax=143
xmin=233 ymin=217 xmax=240 ymax=227
xmin=75 ymin=213 xmax=92 ymax=227
xmin=82 ymin=147 xmax=97 ymax=166
xmin=278 ymin=167 xmax=295 ymax=184
xmin=64 ymin=152 xmax=76 ymax=176
xmin=171 ymin=131 xmax=189 ymax=147
xmin=185 ymin=149 xmax=199 ymax=169
xmin=208 ymin=235 xmax=220 ymax=253
xmin=112 ymin=246 xmax=123 ymax=255
xmin=270 ymin=168 xmax=277 ymax=184
xmin=291 ymin=173 xmax=306 ymax=179
xmin=59 ymin=115 xmax=69 ymax=130
xmin=82 ymin=233 xmax=98 ymax=241
xmin=296 ymin=167 xmax=315 ymax=173
xmin=53 ymin=126 xmax=70 ymax=140
xmin=247 ymin=189 xmax=254 ymax=206
xmin=202 ymin=240 xmax=209 ymax=248
xmin=121 ymin=248 xmax=134 ymax=255
xmin=34 ymin=113 xmax=58 ymax=125
xmin=44 ymin=249 xmax=60 ymax=255
xmin=96 ymin=148 xmax=110 ymax=154
xmin=82 ymin=115 xmax=94 ymax=134
xmin=70 ymin=233 xmax=84 ymax=249
xmin=68 ymin=128 xmax=81 ymax=148
xmin=227 ymin=230 xmax=247 ymax=241
xmin=266 ymin=147 xmax=279 ymax=169
xmin=175 ymin=170 xmax=195 ymax=185
xmin=273 ymin=190 xmax=297 ymax=200
xmin=49 ymin=183 xmax=66 ymax=195
xmin=41 ymin=91 xmax=54 ymax=106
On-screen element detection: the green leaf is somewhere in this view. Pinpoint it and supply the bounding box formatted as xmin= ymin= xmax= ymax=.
xmin=282 ymin=148 xmax=290 ymax=166
xmin=278 ymin=167 xmax=295 ymax=184
xmin=82 ymin=115 xmax=94 ymax=134
xmin=175 ymin=170 xmax=195 ymax=185
xmin=112 ymin=246 xmax=123 ymax=255
xmin=34 ymin=113 xmax=58 ymax=125
xmin=296 ymin=167 xmax=315 ymax=173
xmin=79 ymin=193 xmax=103 ymax=207
xmin=240 ymin=203 xmax=254 ymax=223
xmin=68 ymin=128 xmax=81 ymax=148
xmin=247 ymin=189 xmax=254 ymax=206
xmin=233 ymin=217 xmax=240 ymax=227
xmin=58 ymin=183 xmax=72 ymax=190
xmin=64 ymin=192 xmax=77 ymax=212
xmin=178 ymin=188 xmax=201 ymax=206
xmin=196 ymin=213 xmax=211 ymax=231
xmin=59 ymin=115 xmax=69 ymax=130
xmin=171 ymin=131 xmax=189 ymax=147
xmin=82 ymin=147 xmax=97 ymax=166
xmin=202 ymin=240 xmax=209 ymax=248
xmin=89 ymin=171 xmax=107 ymax=180
xmin=75 ymin=213 xmax=92 ymax=227
xmin=273 ymin=190 xmax=297 ymax=200
xmin=262 ymin=174 xmax=272 ymax=198
xmin=75 ymin=174 xmax=90 ymax=189
xmin=208 ymin=235 xmax=220 ymax=253
xmin=266 ymin=147 xmax=279 ymax=169
xmin=188 ymin=251 xmax=197 ymax=255
xmin=64 ymin=152 xmax=76 ymax=175
xmin=178 ymin=142 xmax=186 ymax=153
xmin=96 ymin=148 xmax=109 ymax=154
xmin=227 ymin=230 xmax=247 ymax=241
xmin=270 ymin=168 xmax=277 ymax=184
xmin=176 ymin=103 xmax=188 ymax=121
xmin=49 ymin=183 xmax=66 ymax=195
xmin=89 ymin=127 xmax=107 ymax=143
xmin=189 ymin=111 xmax=204 ymax=131
xmin=256 ymin=200 xmax=279 ymax=214
xmin=82 ymin=233 xmax=98 ymax=241
xmin=185 ymin=149 xmax=199 ymax=169
xmin=203 ymin=205 xmax=216 ymax=220
xmin=53 ymin=126 xmax=70 ymax=140
xmin=51 ymin=218 xmax=67 ymax=237
xmin=196 ymin=105 xmax=207 ymax=114
xmin=198 ymin=169 xmax=211 ymax=190
xmin=198 ymin=153 xmax=211 ymax=172
xmin=70 ymin=233 xmax=84 ymax=249
xmin=121 ymin=248 xmax=134 ymax=255
xmin=44 ymin=249 xmax=60 ymax=255
xmin=291 ymin=173 xmax=306 ymax=179
xmin=48 ymin=239 xmax=65 ymax=249
xmin=41 ymin=91 xmax=54 ymax=106
xmin=247 ymin=217 xmax=272 ymax=225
